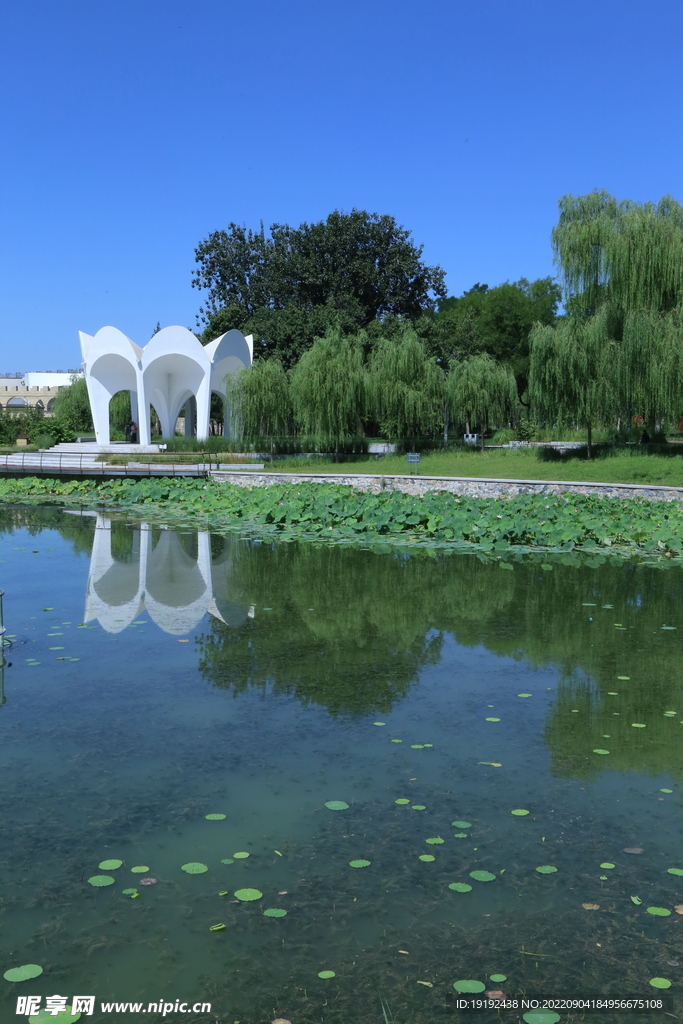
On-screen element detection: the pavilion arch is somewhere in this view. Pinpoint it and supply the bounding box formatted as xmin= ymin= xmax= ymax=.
xmin=80 ymin=324 xmax=252 ymax=445
xmin=46 ymin=398 xmax=56 ymax=412
xmin=6 ymin=397 xmax=28 ymax=409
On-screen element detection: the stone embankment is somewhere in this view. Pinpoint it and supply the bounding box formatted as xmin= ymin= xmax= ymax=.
xmin=210 ymin=470 xmax=683 ymax=503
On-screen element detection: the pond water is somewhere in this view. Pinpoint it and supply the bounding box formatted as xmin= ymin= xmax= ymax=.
xmin=1 ymin=506 xmax=682 ymax=1023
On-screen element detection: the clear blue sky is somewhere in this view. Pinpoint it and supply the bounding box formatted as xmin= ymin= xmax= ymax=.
xmin=1 ymin=0 xmax=681 ymax=370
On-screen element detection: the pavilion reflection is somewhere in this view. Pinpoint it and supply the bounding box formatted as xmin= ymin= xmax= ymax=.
xmin=84 ymin=515 xmax=249 ymax=634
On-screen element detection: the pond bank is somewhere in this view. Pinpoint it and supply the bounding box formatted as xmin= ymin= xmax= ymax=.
xmin=210 ymin=468 xmax=683 ymax=504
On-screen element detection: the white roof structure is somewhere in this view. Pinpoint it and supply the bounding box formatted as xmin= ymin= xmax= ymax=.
xmin=79 ymin=325 xmax=253 ymax=444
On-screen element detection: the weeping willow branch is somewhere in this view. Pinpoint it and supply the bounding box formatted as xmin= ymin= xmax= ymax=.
xmin=447 ymin=353 xmax=518 ymax=448
xmin=368 ymin=325 xmax=445 ymax=446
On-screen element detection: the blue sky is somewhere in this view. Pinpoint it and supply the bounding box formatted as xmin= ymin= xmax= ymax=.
xmin=1 ymin=0 xmax=681 ymax=370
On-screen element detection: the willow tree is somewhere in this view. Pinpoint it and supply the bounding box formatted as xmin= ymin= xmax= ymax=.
xmin=289 ymin=326 xmax=366 ymax=455
xmin=369 ymin=325 xmax=444 ymax=447
xmin=529 ymin=309 xmax=618 ymax=457
xmin=552 ymin=191 xmax=683 ymax=316
xmin=447 ymin=353 xmax=518 ymax=450
xmin=225 ymin=357 xmax=292 ymax=453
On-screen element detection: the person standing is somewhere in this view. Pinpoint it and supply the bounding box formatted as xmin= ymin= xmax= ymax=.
xmin=130 ymin=421 xmax=138 ymax=444
xmin=124 ymin=421 xmax=131 ymax=442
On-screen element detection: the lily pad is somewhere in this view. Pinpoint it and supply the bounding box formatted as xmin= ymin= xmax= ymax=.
xmin=233 ymin=852 xmax=250 ymax=859
xmin=631 ymin=723 xmax=646 ymax=728
xmin=425 ymin=837 xmax=444 ymax=845
xmin=122 ymin=888 xmax=138 ymax=895
xmin=453 ymin=980 xmax=485 ymax=993
xmin=485 ymin=717 xmax=501 ymax=722
xmin=469 ymin=870 xmax=496 ymax=882
xmin=452 ymin=821 xmax=472 ymax=828
xmin=209 ymin=922 xmax=226 ymax=932
xmin=131 ymin=866 xmax=149 ymax=873
xmin=390 ymin=738 xmax=403 ymax=743
xmin=668 ymin=868 xmax=683 ymax=876
xmin=522 ymin=1014 xmax=561 ymax=1024
xmin=593 ymin=749 xmax=610 ymax=755
xmin=647 ymin=906 xmax=671 ymax=916
xmin=448 ymin=882 xmax=472 ymax=892
xmin=410 ymin=744 xmax=424 ymax=749
xmin=263 ymin=908 xmax=287 ymax=917
xmin=617 ymin=675 xmax=630 ymax=680
xmin=535 ymin=865 xmax=558 ymax=874
xmin=600 ymin=862 xmax=615 ymax=869
xmin=511 ymin=809 xmax=529 ymax=816
xmin=631 ymin=896 xmax=642 ymax=905
xmin=318 ymin=970 xmax=336 ymax=979
xmin=411 ymin=805 xmax=426 ymax=810
xmin=3 ymin=964 xmax=43 ymax=982
xmin=349 ymin=859 xmax=371 ymax=868
xmin=395 ymin=799 xmax=410 ymax=805
xmin=181 ymin=863 xmax=208 ymax=874
xmin=234 ymin=888 xmax=263 ymax=901
xmin=453 ymin=832 xmax=469 ymax=838
xmin=419 ymin=854 xmax=436 ymax=862
xmin=490 ymin=973 xmax=507 ymax=982
xmin=29 ymin=1007 xmax=81 ymax=1022
xmin=325 ymin=801 xmax=349 ymax=811
xmin=220 ymin=858 xmax=234 ymax=865
xmin=650 ymin=977 xmax=672 ymax=988
xmin=373 ymin=722 xmax=386 ymax=726
xmin=88 ymin=875 xmax=115 ymax=887
xmin=205 ymin=813 xmax=226 ymax=820
xmin=98 ymin=859 xmax=123 ymax=870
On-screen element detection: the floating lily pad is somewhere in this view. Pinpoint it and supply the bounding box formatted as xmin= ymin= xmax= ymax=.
xmin=453 ymin=979 xmax=485 ymax=993
xmin=29 ymin=1006 xmax=81 ymax=1022
xmin=647 ymin=906 xmax=671 ymax=916
xmin=373 ymin=722 xmax=386 ymax=726
xmin=469 ymin=870 xmax=496 ymax=882
xmin=662 ymin=626 xmax=677 ymax=630
xmin=631 ymin=723 xmax=646 ymax=728
xmin=593 ymin=749 xmax=610 ymax=755
xmin=490 ymin=973 xmax=507 ymax=982
xmin=205 ymin=813 xmax=226 ymax=820
xmin=518 ymin=693 xmax=532 ymax=697
xmin=453 ymin=832 xmax=468 ymax=838
xmin=325 ymin=801 xmax=349 ymax=810
xmin=425 ymin=837 xmax=444 ymax=845
xmin=233 ymin=852 xmax=250 ymax=859
xmin=349 ymin=859 xmax=371 ymax=868
xmin=411 ymin=805 xmax=426 ymax=810
xmin=664 ymin=713 xmax=676 ymax=717
xmin=419 ymin=854 xmax=435 ymax=862
xmin=448 ymin=882 xmax=472 ymax=892
xmin=511 ymin=809 xmax=529 ymax=816
xmin=390 ymin=739 xmax=403 ymax=743
xmin=650 ymin=977 xmax=672 ymax=988
xmin=98 ymin=859 xmax=122 ymax=870
xmin=318 ymin=970 xmax=336 ymax=979
xmin=122 ymin=888 xmax=138 ymax=895
xmin=668 ymin=868 xmax=683 ymax=876
xmin=234 ymin=888 xmax=262 ymax=901
xmin=88 ymin=875 xmax=115 ymax=887
xmin=522 ymin=1013 xmax=561 ymax=1024
xmin=263 ymin=908 xmax=287 ymax=917
xmin=452 ymin=820 xmax=472 ymax=828
xmin=631 ymin=896 xmax=642 ymax=905
xmin=220 ymin=858 xmax=234 ymax=865
xmin=209 ymin=923 xmax=226 ymax=932
xmin=131 ymin=866 xmax=149 ymax=873
xmin=181 ymin=863 xmax=208 ymax=874
xmin=617 ymin=676 xmax=630 ymax=680
xmin=535 ymin=865 xmax=558 ymax=874
xmin=3 ymin=964 xmax=43 ymax=982
xmin=485 ymin=717 xmax=501 ymax=722
xmin=410 ymin=744 xmax=424 ymax=749
xmin=395 ymin=799 xmax=410 ymax=805
xmin=600 ymin=863 xmax=615 ymax=869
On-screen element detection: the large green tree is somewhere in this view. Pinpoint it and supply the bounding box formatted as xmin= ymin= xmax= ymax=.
xmin=289 ymin=326 xmax=367 ymax=453
xmin=226 ymin=358 xmax=293 ymax=453
xmin=369 ymin=326 xmax=445 ymax=446
xmin=192 ymin=210 xmax=447 ymax=366
xmin=447 ymin=353 xmax=518 ymax=447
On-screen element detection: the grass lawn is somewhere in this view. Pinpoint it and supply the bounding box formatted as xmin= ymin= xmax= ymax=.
xmin=273 ymin=448 xmax=683 ymax=486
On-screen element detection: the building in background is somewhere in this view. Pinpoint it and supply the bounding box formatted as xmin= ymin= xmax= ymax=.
xmin=0 ymin=370 xmax=83 ymax=415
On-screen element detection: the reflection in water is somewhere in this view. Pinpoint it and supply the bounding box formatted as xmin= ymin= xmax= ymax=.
xmin=85 ymin=514 xmax=248 ymax=635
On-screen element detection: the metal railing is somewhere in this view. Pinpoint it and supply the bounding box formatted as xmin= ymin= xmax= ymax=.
xmin=0 ymin=453 xmax=214 ymax=477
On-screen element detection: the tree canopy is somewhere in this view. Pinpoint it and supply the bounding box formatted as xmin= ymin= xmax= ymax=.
xmin=192 ymin=209 xmax=447 ymax=366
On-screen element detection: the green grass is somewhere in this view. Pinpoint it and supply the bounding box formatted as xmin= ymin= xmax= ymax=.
xmin=272 ymin=448 xmax=683 ymax=486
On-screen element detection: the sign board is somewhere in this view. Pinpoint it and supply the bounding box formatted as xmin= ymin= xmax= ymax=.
xmin=406 ymin=453 xmax=421 ymax=464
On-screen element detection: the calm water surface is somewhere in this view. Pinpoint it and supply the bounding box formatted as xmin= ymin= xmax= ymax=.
xmin=1 ymin=506 xmax=682 ymax=1023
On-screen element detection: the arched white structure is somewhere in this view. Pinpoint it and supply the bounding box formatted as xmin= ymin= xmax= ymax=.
xmin=79 ymin=326 xmax=253 ymax=445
